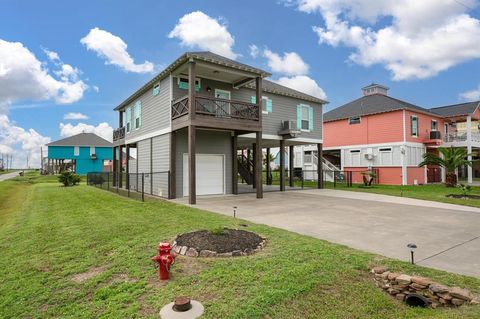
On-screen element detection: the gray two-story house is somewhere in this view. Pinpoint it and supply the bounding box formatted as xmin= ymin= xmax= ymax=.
xmin=112 ymin=51 xmax=326 ymax=204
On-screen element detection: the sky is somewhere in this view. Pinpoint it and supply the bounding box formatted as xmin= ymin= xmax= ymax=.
xmin=1 ymin=0 xmax=480 ymax=168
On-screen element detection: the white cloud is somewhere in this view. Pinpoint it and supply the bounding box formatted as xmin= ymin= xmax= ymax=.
xmin=168 ymin=11 xmax=239 ymax=59
xmin=42 ymin=48 xmax=60 ymax=62
xmin=64 ymin=112 xmax=88 ymax=120
xmin=81 ymin=27 xmax=154 ymax=73
xmin=263 ymin=49 xmax=310 ymax=76
xmin=459 ymin=85 xmax=480 ymax=101
xmin=287 ymin=0 xmax=480 ymax=80
xmin=0 ymin=39 xmax=88 ymax=106
xmin=92 ymin=85 xmax=99 ymax=93
xmin=249 ymin=44 xmax=259 ymax=58
xmin=0 ymin=114 xmax=51 ymax=168
xmin=275 ymin=75 xmax=327 ymax=100
xmin=59 ymin=122 xmax=113 ymax=142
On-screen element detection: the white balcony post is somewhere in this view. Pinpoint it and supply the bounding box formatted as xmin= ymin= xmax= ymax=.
xmin=440 ymin=151 xmax=445 ymax=183
xmin=467 ymin=115 xmax=473 ymax=184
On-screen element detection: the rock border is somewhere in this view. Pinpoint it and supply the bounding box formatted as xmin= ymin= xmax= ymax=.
xmin=371 ymin=266 xmax=480 ymax=308
xmin=171 ymin=233 xmax=266 ymax=258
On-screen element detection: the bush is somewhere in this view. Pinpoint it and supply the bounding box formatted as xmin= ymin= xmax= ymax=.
xmin=58 ymin=172 xmax=81 ymax=187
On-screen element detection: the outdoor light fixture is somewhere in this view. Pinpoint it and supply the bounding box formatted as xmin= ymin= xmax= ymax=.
xmin=233 ymin=206 xmax=237 ymax=218
xmin=206 ymin=86 xmax=212 ymax=92
xmin=407 ymin=243 xmax=417 ymax=264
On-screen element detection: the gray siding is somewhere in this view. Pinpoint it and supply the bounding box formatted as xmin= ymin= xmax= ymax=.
xmin=124 ymin=76 xmax=171 ymax=142
xmin=152 ymin=134 xmax=170 ymax=197
xmin=134 ymin=134 xmax=170 ymax=197
xmin=172 ymin=77 xmax=323 ymax=140
xmin=175 ymin=128 xmax=232 ymax=197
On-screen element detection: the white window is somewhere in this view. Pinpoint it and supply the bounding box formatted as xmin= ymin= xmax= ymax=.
xmin=350 ymin=149 xmax=361 ymax=153
xmin=74 ymin=146 xmax=80 ymax=156
xmin=411 ymin=115 xmax=418 ymax=137
xmin=90 ymin=146 xmax=95 ymax=155
xmin=379 ymin=147 xmax=392 ymax=152
xmin=134 ymin=101 xmax=142 ymax=129
xmin=349 ymin=116 xmax=361 ymax=124
xmin=178 ymin=76 xmax=201 ymax=91
xmin=126 ymin=107 xmax=132 ymax=133
xmin=301 ymin=105 xmax=310 ymax=130
xmin=152 ymin=83 xmax=160 ymax=96
xmin=304 ymin=151 xmax=312 ymax=163
xmin=431 ymin=120 xmax=437 ymax=131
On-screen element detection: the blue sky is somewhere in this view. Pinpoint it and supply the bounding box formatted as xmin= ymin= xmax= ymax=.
xmin=1 ymin=0 xmax=480 ymax=167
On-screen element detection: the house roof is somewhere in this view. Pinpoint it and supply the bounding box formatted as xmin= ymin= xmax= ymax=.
xmin=362 ymin=83 xmax=389 ymax=90
xmin=246 ymin=79 xmax=328 ymax=104
xmin=46 ymin=133 xmax=112 ymax=147
xmin=430 ymin=101 xmax=480 ymax=118
xmin=323 ymin=94 xmax=437 ymax=122
xmin=114 ymin=51 xmax=326 ymax=111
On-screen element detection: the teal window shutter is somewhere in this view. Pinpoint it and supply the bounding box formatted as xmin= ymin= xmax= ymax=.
xmin=308 ymin=107 xmax=314 ymax=131
xmin=137 ymin=101 xmax=142 ymax=128
xmin=296 ymin=105 xmax=302 ymax=129
xmin=267 ymin=98 xmax=273 ymax=113
xmin=251 ymin=96 xmax=256 ymax=104
xmin=152 ymin=83 xmax=160 ymax=96
xmin=126 ymin=107 xmax=132 ymax=133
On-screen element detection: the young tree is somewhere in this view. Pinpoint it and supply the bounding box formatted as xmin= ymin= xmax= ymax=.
xmin=419 ymin=147 xmax=474 ymax=187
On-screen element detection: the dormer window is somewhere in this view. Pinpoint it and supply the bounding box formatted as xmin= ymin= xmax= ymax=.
xmin=362 ymin=83 xmax=389 ymax=96
xmin=349 ymin=116 xmax=361 ymax=124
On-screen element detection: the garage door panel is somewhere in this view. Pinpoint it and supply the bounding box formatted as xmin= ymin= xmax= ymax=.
xmin=183 ymin=154 xmax=225 ymax=196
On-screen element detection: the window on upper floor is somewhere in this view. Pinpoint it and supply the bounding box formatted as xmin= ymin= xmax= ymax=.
xmin=74 ymin=146 xmax=79 ymax=156
xmin=134 ymin=101 xmax=142 ymax=129
xmin=411 ymin=115 xmax=419 ymax=137
xmin=90 ymin=146 xmax=95 ymax=155
xmin=178 ymin=76 xmax=200 ymax=91
xmin=297 ymin=104 xmax=313 ymax=131
xmin=152 ymin=83 xmax=160 ymax=96
xmin=251 ymin=96 xmax=272 ymax=114
xmin=126 ymin=107 xmax=132 ymax=133
xmin=431 ymin=120 xmax=437 ymax=131
xmin=349 ymin=116 xmax=361 ymax=124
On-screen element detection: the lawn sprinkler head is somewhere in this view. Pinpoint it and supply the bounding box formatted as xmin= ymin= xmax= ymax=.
xmin=233 ymin=206 xmax=237 ymax=218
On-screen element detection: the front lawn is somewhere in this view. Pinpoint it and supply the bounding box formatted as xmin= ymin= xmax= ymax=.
xmin=324 ymin=182 xmax=480 ymax=208
xmin=0 ymin=178 xmax=479 ymax=318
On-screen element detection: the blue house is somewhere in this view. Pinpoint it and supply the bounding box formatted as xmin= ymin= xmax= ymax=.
xmin=46 ymin=133 xmax=113 ymax=175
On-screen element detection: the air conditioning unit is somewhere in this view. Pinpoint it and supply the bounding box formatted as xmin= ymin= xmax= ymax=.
xmin=90 ymin=154 xmax=97 ymax=160
xmin=365 ymin=153 xmax=374 ymax=160
xmin=278 ymin=120 xmax=301 ymax=138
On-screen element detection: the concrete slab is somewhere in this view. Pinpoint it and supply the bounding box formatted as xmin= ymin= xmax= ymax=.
xmin=0 ymin=171 xmax=20 ymax=182
xmin=176 ymin=189 xmax=480 ymax=277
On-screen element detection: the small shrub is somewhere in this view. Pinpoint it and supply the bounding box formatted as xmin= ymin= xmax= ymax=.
xmin=458 ymin=183 xmax=472 ymax=197
xmin=209 ymin=227 xmax=226 ymax=236
xmin=58 ymin=171 xmax=81 ymax=187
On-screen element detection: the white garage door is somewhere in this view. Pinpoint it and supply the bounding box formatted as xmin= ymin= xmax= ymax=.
xmin=183 ymin=154 xmax=225 ymax=196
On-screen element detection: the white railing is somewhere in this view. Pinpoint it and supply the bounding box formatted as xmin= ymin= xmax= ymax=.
xmin=444 ymin=132 xmax=480 ymax=143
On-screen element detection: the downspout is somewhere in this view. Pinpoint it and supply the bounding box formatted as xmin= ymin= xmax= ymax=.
xmin=401 ymin=110 xmax=407 ymax=185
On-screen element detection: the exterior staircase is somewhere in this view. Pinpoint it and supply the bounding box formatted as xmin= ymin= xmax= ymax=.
xmin=237 ymin=154 xmax=254 ymax=185
xmin=311 ymin=153 xmax=340 ymax=182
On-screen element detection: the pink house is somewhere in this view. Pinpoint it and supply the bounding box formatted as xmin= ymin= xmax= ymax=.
xmin=323 ymin=84 xmax=480 ymax=185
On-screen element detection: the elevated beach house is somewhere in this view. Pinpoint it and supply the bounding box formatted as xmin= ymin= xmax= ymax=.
xmin=46 ymin=133 xmax=113 ymax=175
xmin=112 ymin=51 xmax=326 ymax=204
xmin=322 ymin=84 xmax=480 ymax=185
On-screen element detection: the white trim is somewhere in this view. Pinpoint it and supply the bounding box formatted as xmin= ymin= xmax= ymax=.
xmin=237 ymin=133 xmax=322 ymax=144
xmin=169 ymin=74 xmax=173 ymax=131
xmin=402 ymin=110 xmax=406 ymax=142
xmin=323 ymin=141 xmax=424 ymax=151
xmin=125 ymin=127 xmax=171 ymax=144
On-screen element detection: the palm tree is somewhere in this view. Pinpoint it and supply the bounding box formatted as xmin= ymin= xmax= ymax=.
xmin=419 ymin=147 xmax=474 ymax=187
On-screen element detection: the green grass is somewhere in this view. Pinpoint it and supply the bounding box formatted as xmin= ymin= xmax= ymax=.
xmin=324 ymin=182 xmax=480 ymax=208
xmin=0 ymin=177 xmax=479 ymax=318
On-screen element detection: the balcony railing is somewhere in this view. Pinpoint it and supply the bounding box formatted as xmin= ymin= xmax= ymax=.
xmin=113 ymin=126 xmax=125 ymax=142
xmin=444 ymin=132 xmax=480 ymax=143
xmin=171 ymin=95 xmax=260 ymax=121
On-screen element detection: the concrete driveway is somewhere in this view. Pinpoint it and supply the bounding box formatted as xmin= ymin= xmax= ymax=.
xmin=177 ymin=189 xmax=480 ymax=277
xmin=0 ymin=171 xmax=20 ymax=182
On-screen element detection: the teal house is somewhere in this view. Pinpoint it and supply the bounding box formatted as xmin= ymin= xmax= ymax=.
xmin=46 ymin=133 xmax=113 ymax=175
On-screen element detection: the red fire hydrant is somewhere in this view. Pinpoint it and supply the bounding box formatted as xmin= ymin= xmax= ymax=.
xmin=151 ymin=242 xmax=176 ymax=280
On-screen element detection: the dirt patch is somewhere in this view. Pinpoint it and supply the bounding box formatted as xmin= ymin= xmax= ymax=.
xmin=71 ymin=266 xmax=106 ymax=283
xmin=446 ymin=194 xmax=480 ymax=199
xmin=176 ymin=229 xmax=263 ymax=253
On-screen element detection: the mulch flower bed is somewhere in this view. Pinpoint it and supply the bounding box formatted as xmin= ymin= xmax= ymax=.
xmin=172 ymin=228 xmax=266 ymax=257
xmin=446 ymin=194 xmax=480 ymax=199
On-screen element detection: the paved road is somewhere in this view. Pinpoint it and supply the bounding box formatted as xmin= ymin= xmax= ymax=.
xmin=0 ymin=171 xmax=20 ymax=182
xmin=176 ymin=189 xmax=480 ymax=277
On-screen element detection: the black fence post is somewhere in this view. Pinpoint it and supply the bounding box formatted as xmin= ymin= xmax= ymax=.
xmin=107 ymin=173 xmax=110 ymax=190
xmin=167 ymin=171 xmax=171 ymax=199
xmin=127 ymin=173 xmax=130 ymax=197
xmin=142 ymin=173 xmax=145 ymax=202
xmin=334 ymin=171 xmax=337 ymax=188
xmin=87 ymin=173 xmax=89 ymax=185
xmin=116 ymin=172 xmax=119 ymax=193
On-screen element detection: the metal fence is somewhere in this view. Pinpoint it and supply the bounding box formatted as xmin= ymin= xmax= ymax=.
xmin=87 ymin=171 xmax=171 ymax=201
